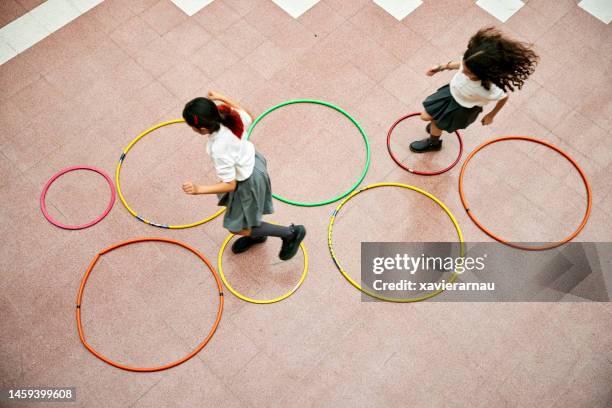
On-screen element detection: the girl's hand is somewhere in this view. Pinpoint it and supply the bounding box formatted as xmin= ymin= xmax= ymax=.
xmin=481 ymin=113 xmax=495 ymax=126
xmin=426 ymin=65 xmax=439 ymax=76
xmin=182 ymin=182 xmax=200 ymax=195
xmin=207 ymin=90 xmax=221 ymax=101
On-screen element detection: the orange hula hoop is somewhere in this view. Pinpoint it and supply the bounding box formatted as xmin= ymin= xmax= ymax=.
xmin=76 ymin=237 xmax=224 ymax=372
xmin=458 ymin=136 xmax=592 ymax=251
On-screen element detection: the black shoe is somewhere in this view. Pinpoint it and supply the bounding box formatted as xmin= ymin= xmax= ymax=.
xmin=279 ymin=225 xmax=306 ymax=261
xmin=410 ymin=137 xmax=442 ymax=153
xmin=231 ymin=236 xmax=267 ymax=254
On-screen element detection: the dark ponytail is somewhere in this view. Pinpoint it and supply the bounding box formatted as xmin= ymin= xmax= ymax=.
xmin=183 ymin=97 xmax=244 ymax=138
xmin=217 ymin=104 xmax=244 ymax=138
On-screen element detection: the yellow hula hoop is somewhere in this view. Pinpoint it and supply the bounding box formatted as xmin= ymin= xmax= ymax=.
xmin=115 ymin=119 xmax=225 ymax=229
xmin=217 ymin=230 xmax=309 ymax=304
xmin=327 ymin=182 xmax=465 ymax=302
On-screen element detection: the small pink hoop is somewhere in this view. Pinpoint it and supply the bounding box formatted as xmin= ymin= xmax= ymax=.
xmin=40 ymin=166 xmax=116 ymax=230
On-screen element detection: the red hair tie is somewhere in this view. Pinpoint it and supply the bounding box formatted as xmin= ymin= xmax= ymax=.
xmin=193 ymin=115 xmax=199 ymax=125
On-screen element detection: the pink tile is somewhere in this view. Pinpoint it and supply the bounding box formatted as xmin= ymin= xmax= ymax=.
xmin=85 ymin=38 xmax=131 ymax=74
xmin=244 ymin=40 xmax=293 ymax=80
xmin=126 ymin=0 xmax=160 ymax=15
xmin=12 ymin=77 xmax=66 ymax=117
xmin=141 ymin=0 xmax=187 ymax=36
xmin=432 ymin=5 xmax=499 ymax=57
xmin=189 ymin=37 xmax=241 ymax=80
xmin=298 ymin=0 xmax=346 ymax=38
xmin=552 ymin=110 xmax=610 ymax=168
xmin=134 ymin=80 xmax=180 ymax=119
xmin=535 ymin=19 xmax=584 ymax=65
xmin=131 ymin=361 xmax=243 ymax=408
xmin=0 ymin=54 xmax=40 ymax=100
xmin=523 ymin=86 xmax=572 ymax=131
xmin=0 ymin=296 xmax=28 ymax=386
xmin=542 ymin=53 xmax=606 ymax=110
xmin=214 ymin=62 xmax=268 ymax=103
xmin=243 ymin=0 xmax=293 ymax=38
xmin=0 ymin=99 xmax=30 ymax=145
xmin=23 ymin=127 xmax=117 ymax=191
xmin=402 ymin=1 xmax=459 ymax=44
xmin=221 ymin=0 xmax=259 ymax=17
xmin=50 ymin=11 xmax=107 ymax=57
xmin=2 ymin=124 xmax=63 ymax=173
xmin=0 ymin=0 xmax=25 ymax=28
xmin=558 ymin=5 xmax=609 ymax=51
xmin=381 ymin=63 xmax=432 ymax=107
xmin=193 ymin=0 xmax=242 ymax=35
xmin=503 ymin=4 xmax=557 ymax=43
xmin=217 ymin=18 xmax=266 ymax=57
xmin=88 ymin=0 xmax=135 ymax=33
xmin=239 ymin=80 xmax=300 ymax=115
xmin=96 ymin=58 xmax=154 ymax=98
xmin=133 ymin=36 xmax=184 ymax=78
xmin=15 ymin=0 xmax=45 ymax=10
xmin=110 ymin=15 xmax=161 ymax=54
xmin=0 ymin=151 xmax=23 ymax=189
xmin=349 ymin=3 xmax=425 ymax=61
xmin=526 ymin=0 xmax=575 ymax=23
xmin=266 ymin=19 xmax=318 ymax=59
xmin=197 ymin=319 xmax=260 ymax=381
xmin=17 ymin=35 xmax=75 ymax=77
xmin=577 ymin=82 xmax=612 ymax=131
xmin=345 ymin=33 xmax=402 ymax=82
xmin=226 ymin=351 xmax=299 ymax=407
xmin=323 ymin=0 xmax=369 ymax=19
xmin=163 ymin=19 xmax=212 ymax=58
xmin=158 ymin=61 xmax=211 ymax=100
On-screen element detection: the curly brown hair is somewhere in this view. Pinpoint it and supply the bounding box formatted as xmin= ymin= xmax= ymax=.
xmin=463 ymin=27 xmax=539 ymax=92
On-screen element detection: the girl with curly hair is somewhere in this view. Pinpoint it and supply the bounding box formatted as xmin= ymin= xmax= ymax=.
xmin=410 ymin=27 xmax=539 ymax=153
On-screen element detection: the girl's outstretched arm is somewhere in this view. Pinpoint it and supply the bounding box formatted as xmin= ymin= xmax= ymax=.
xmin=481 ymin=95 xmax=509 ymax=125
xmin=426 ymin=60 xmax=461 ymax=76
xmin=207 ymin=90 xmax=254 ymax=121
xmin=182 ymin=180 xmax=237 ymax=195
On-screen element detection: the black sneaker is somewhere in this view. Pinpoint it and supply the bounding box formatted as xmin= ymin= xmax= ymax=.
xmin=231 ymin=236 xmax=267 ymax=254
xmin=409 ymin=137 xmax=442 ymax=153
xmin=279 ymin=225 xmax=306 ymax=261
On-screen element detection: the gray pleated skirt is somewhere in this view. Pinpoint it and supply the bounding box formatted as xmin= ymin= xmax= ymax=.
xmin=423 ymin=84 xmax=483 ymax=132
xmin=217 ymin=151 xmax=274 ymax=233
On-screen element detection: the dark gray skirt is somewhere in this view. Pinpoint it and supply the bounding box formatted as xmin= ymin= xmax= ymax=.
xmin=217 ymin=151 xmax=274 ymax=233
xmin=423 ymin=84 xmax=483 ymax=132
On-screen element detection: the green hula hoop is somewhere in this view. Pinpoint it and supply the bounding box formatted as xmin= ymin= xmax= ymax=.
xmin=246 ymin=99 xmax=371 ymax=207
xmin=328 ymin=183 xmax=465 ymax=302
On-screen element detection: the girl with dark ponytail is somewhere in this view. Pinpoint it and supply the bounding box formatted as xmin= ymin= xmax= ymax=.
xmin=182 ymin=91 xmax=306 ymax=260
xmin=410 ymin=27 xmax=539 ymax=153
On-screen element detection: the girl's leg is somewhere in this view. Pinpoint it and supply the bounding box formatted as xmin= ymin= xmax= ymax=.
xmin=251 ymin=222 xmax=293 ymax=239
xmin=251 ymin=222 xmax=307 ymax=261
xmin=410 ymin=119 xmax=443 ymax=153
xmin=231 ymin=223 xmax=307 ymax=260
xmin=430 ymin=120 xmax=442 ymax=137
xmin=420 ymin=111 xmax=433 ymax=121
xmin=231 ymin=228 xmax=267 ymax=254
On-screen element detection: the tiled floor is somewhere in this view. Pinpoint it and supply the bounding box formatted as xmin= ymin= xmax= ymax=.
xmin=1 ymin=1 xmax=611 ymax=407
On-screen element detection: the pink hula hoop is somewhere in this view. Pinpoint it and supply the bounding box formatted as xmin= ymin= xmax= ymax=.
xmin=40 ymin=166 xmax=116 ymax=230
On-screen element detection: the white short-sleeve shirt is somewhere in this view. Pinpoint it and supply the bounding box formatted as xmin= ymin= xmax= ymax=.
xmin=450 ymin=62 xmax=507 ymax=108
xmin=206 ymin=108 xmax=255 ymax=183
